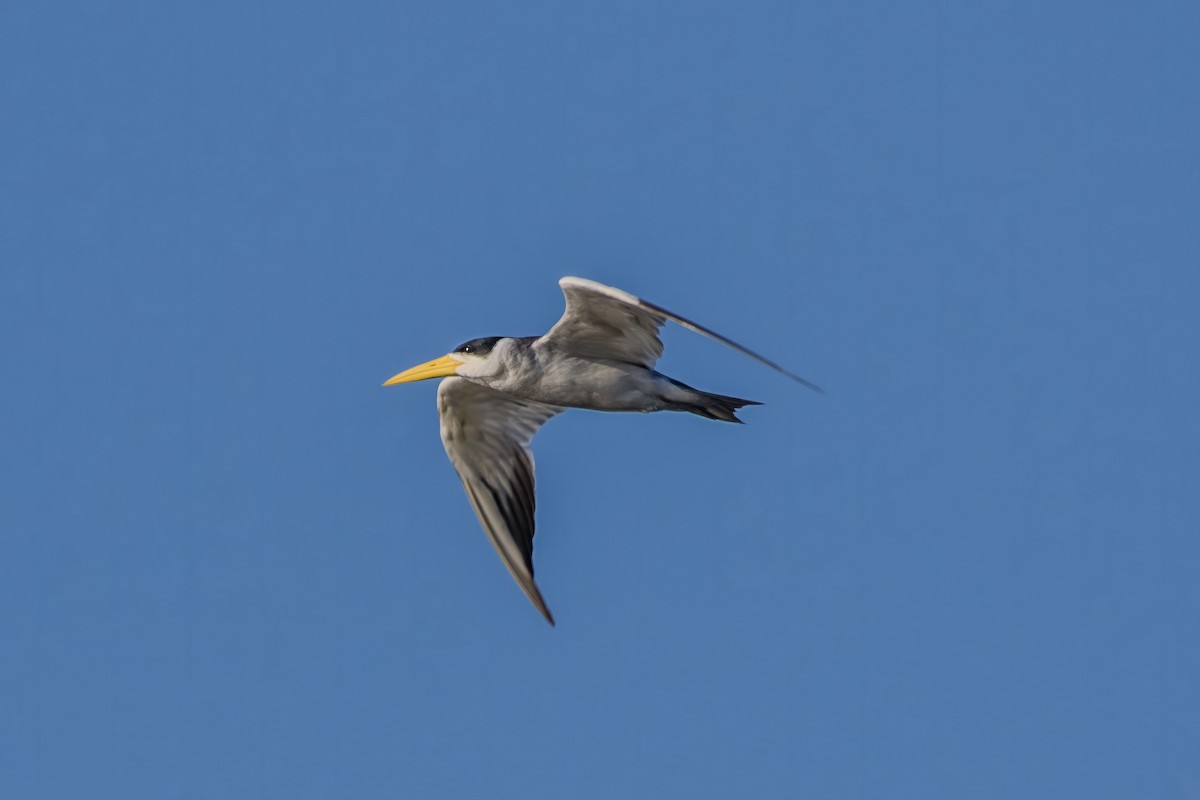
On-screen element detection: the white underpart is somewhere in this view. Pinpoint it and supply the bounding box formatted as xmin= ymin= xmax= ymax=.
xmin=456 ymin=337 xmax=681 ymax=412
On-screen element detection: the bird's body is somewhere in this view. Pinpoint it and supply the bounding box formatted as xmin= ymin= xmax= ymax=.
xmin=455 ymin=336 xmax=726 ymax=414
xmin=384 ymin=277 xmax=818 ymax=624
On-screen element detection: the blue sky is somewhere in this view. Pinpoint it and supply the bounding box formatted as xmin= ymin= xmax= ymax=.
xmin=3 ymin=1 xmax=1198 ymax=797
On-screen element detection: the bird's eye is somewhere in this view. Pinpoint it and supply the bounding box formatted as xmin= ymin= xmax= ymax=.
xmin=462 ymin=345 xmax=473 ymax=354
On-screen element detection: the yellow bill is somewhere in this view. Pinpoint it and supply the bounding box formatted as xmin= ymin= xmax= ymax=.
xmin=382 ymin=354 xmax=461 ymax=386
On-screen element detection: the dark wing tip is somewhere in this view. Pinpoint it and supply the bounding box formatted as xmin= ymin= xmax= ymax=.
xmin=745 ymin=362 xmax=825 ymax=395
xmin=531 ymin=588 xmax=556 ymax=626
xmin=793 ymin=375 xmax=825 ymax=394
xmin=635 ymin=295 xmax=824 ymax=394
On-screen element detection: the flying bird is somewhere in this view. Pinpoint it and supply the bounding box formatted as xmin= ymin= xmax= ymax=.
xmin=383 ymin=277 xmax=820 ymax=625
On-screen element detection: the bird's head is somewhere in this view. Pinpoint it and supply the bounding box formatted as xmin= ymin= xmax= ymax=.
xmin=382 ymin=336 xmax=505 ymax=386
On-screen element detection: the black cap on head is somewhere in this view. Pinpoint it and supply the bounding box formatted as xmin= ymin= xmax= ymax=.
xmin=453 ymin=336 xmax=503 ymax=356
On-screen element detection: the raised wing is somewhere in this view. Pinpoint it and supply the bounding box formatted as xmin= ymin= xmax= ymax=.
xmin=538 ymin=277 xmax=667 ymax=368
xmin=437 ymin=377 xmax=563 ymax=625
xmin=537 ymin=277 xmax=822 ymax=391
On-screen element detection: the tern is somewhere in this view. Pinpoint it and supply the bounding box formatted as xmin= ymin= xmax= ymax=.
xmin=384 ymin=277 xmax=819 ymax=625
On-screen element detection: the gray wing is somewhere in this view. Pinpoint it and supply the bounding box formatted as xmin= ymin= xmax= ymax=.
xmin=537 ymin=277 xmax=822 ymax=391
xmin=437 ymin=377 xmax=563 ymax=625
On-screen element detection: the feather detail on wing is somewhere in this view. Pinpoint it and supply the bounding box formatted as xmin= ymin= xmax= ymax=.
xmin=437 ymin=377 xmax=562 ymax=625
xmin=537 ymin=277 xmax=822 ymax=392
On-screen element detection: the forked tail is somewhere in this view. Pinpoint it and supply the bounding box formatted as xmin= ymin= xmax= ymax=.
xmin=677 ymin=388 xmax=762 ymax=423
